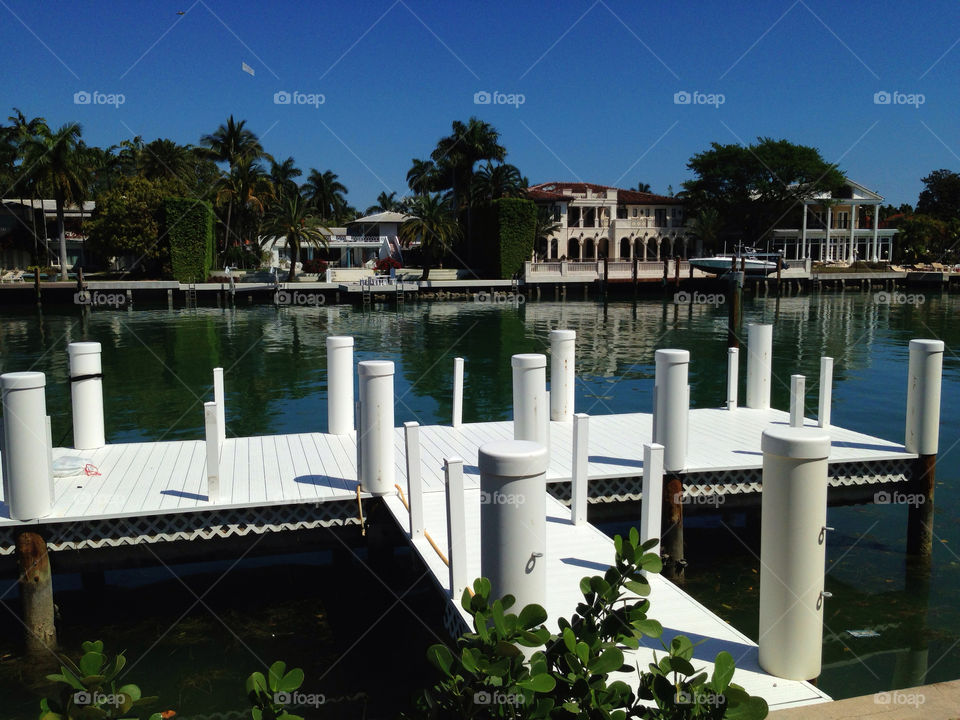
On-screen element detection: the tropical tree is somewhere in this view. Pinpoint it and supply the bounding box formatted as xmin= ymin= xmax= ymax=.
xmin=302 ymin=168 xmax=348 ymax=222
xmin=471 ymin=161 xmax=526 ymax=204
xmin=916 ymin=168 xmax=960 ymax=220
xmin=431 ymin=117 xmax=506 ymax=211
xmin=26 ymin=122 xmax=88 ymax=278
xmin=140 ymin=138 xmax=196 ymax=185
xmin=636 ymin=181 xmax=652 ymax=192
xmin=6 ymin=110 xmax=49 ymax=265
xmin=85 ymin=175 xmax=169 ymax=274
xmin=364 ymin=190 xmax=404 ymax=214
xmin=269 ymin=156 xmax=302 ymax=201
xmin=399 ymin=192 xmax=460 ymax=280
xmin=689 ymin=207 xmax=721 ymax=255
xmin=216 ymin=156 xmax=273 ymax=248
xmin=406 ymin=157 xmax=437 ymax=196
xmin=533 ymin=207 xmax=561 ymax=260
xmin=260 ymin=192 xmax=329 ymax=281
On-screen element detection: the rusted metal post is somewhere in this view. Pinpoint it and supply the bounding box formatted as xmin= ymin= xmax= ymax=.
xmin=16 ymin=531 xmax=57 ymax=656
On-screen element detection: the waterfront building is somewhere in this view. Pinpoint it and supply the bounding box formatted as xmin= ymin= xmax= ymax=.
xmin=0 ymin=199 xmax=94 ymax=270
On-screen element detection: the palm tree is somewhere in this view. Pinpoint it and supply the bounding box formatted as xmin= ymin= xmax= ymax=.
xmin=431 ymin=117 xmax=506 ymax=210
xmin=7 ymin=110 xmax=49 ymax=264
xmin=216 ymin=156 xmax=273 ymax=248
xmin=689 ymin=207 xmax=721 ymax=255
xmin=406 ymin=158 xmax=436 ymax=196
xmin=471 ymin=162 xmax=526 ymax=204
xmin=261 ymin=193 xmax=329 ymax=282
xmin=365 ymin=190 xmax=403 ymax=214
xmin=399 ymin=193 xmax=460 ymax=280
xmin=141 ymin=138 xmax=196 ymax=186
xmin=269 ymin=156 xmax=302 ymax=201
xmin=302 ymin=168 xmax=348 ymax=222
xmin=26 ymin=122 xmax=87 ymax=279
xmin=533 ymin=207 xmax=562 ymax=260
xmin=636 ymin=182 xmax=652 ymax=193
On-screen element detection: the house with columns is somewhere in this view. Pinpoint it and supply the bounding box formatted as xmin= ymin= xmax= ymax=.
xmin=770 ymin=179 xmax=896 ymax=263
xmin=526 ymin=182 xmax=690 ymax=261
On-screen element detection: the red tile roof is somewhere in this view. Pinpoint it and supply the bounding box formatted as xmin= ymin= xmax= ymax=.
xmin=527 ymin=182 xmax=682 ymax=205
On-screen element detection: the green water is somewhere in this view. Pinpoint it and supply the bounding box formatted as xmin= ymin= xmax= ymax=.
xmin=0 ymin=293 xmax=958 ymax=716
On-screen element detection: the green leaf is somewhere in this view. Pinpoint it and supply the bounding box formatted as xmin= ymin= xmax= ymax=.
xmin=78 ymin=652 xmax=104 ymax=678
xmin=641 ymin=553 xmax=663 ymax=574
xmin=267 ymin=661 xmax=287 ymax=692
xmin=624 ymin=579 xmax=651 ymax=597
xmin=671 ymin=635 xmax=695 ymax=661
xmin=711 ymin=651 xmax=735 ymax=693
xmin=426 ymin=645 xmax=455 ymax=676
xmin=518 ymin=604 xmax=547 ymax=630
xmin=588 ymin=647 xmax=624 ymax=675
xmin=724 ymin=695 xmax=769 ymax=720
xmin=56 ymin=666 xmax=86 ymax=691
xmin=634 ymin=619 xmax=663 ymax=638
xmin=575 ymin=641 xmax=590 ymax=666
xmin=246 ymin=672 xmax=268 ymax=696
xmin=669 ymin=655 xmax=697 ymax=677
xmin=562 ymin=627 xmax=576 ymax=653
xmin=251 ymin=707 xmax=263 ymax=720
xmin=517 ymin=673 xmax=556 ymax=693
xmin=80 ymin=641 xmax=104 ymax=655
xmin=277 ymin=668 xmax=304 ymax=693
xmin=460 ymin=647 xmax=479 ymax=673
xmin=629 ymin=527 xmax=640 ymax=547
xmin=494 ymin=640 xmax=522 ymax=658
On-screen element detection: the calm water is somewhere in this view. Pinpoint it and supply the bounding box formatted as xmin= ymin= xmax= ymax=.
xmin=0 ymin=293 xmax=958 ymax=716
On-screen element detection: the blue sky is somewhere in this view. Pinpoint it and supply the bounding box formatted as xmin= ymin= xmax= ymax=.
xmin=2 ymin=0 xmax=959 ymax=208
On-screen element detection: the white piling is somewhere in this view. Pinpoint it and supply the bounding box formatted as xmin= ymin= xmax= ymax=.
xmin=550 ymin=329 xmax=576 ymax=421
xmin=818 ymin=357 xmax=833 ymax=428
xmin=571 ymin=413 xmax=589 ymax=525
xmin=511 ymin=353 xmax=548 ymax=447
xmin=452 ymin=357 xmax=464 ymax=428
xmin=746 ymin=323 xmax=773 ymax=409
xmin=213 ymin=367 xmax=225 ymax=445
xmin=640 ymin=443 xmax=665 ymax=574
xmin=726 ymin=347 xmax=738 ymax=410
xmin=357 ymin=360 xmax=395 ymax=495
xmin=905 ymin=339 xmax=945 ymax=455
xmin=326 ymin=336 xmax=355 ymax=435
xmin=444 ymin=457 xmax=468 ymax=601
xmin=653 ymin=349 xmax=689 ymax=473
xmin=403 ymin=421 xmax=424 ymax=539
xmin=758 ymin=426 xmax=831 ymax=681
xmin=789 ymin=374 xmax=805 ymax=427
xmin=67 ymin=342 xmax=105 ymax=450
xmin=1 ymin=372 xmax=54 ymax=520
xmin=479 ymin=439 xmax=548 ymax=611
xmin=204 ymin=401 xmax=220 ymax=502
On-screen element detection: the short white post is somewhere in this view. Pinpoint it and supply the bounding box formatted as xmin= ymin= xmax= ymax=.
xmin=444 ymin=457 xmax=467 ymax=600
xmin=404 ymin=421 xmax=424 ymax=539
xmin=1 ymin=372 xmax=54 ymax=520
xmin=452 ymin=357 xmax=464 ymax=428
xmin=905 ymin=339 xmax=944 ymax=455
xmin=818 ymin=357 xmax=833 ymax=428
xmin=789 ymin=374 xmax=805 ymax=427
xmin=571 ymin=413 xmax=589 ymax=525
xmin=726 ymin=347 xmax=738 ymax=410
xmin=213 ymin=367 xmax=225 ymax=444
xmin=479 ymin=440 xmax=548 ymax=611
xmin=758 ymin=427 xmax=831 ymax=681
xmin=746 ymin=323 xmax=773 ymax=409
xmin=326 ymin=336 xmax=355 ymax=435
xmin=550 ymin=329 xmax=576 ymax=421
xmin=357 ymin=360 xmax=395 ymax=495
xmin=204 ymin=401 xmax=220 ymax=502
xmin=67 ymin=342 xmax=105 ymax=450
xmin=640 ymin=443 xmax=665 ymax=576
xmin=653 ymin=349 xmax=689 ymax=473
xmin=512 ymin=353 xmax=548 ymax=447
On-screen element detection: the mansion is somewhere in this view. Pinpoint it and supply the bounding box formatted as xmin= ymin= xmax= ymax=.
xmin=526 ymin=182 xmax=690 ymax=261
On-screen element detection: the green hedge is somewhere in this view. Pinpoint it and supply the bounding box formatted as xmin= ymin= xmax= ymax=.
xmin=164 ymin=198 xmax=214 ymax=282
xmin=476 ymin=198 xmax=536 ymax=279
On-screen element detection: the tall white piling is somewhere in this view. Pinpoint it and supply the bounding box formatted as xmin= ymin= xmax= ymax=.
xmin=403 ymin=421 xmax=424 ymax=539
xmin=726 ymin=347 xmax=738 ymax=410
xmin=204 ymin=401 xmax=220 ymax=502
xmin=905 ymin=339 xmax=944 ymax=456
xmin=550 ymin=329 xmax=576 ymax=421
xmin=213 ymin=367 xmax=225 ymax=444
xmin=326 ymin=336 xmax=355 ymax=435
xmin=758 ymin=426 xmax=831 ymax=681
xmin=571 ymin=413 xmax=589 ymax=525
xmin=746 ymin=323 xmax=773 ymax=409
xmin=640 ymin=443 xmax=664 ymax=574
xmin=479 ymin=440 xmax=547 ymax=611
xmin=789 ymin=375 xmax=805 ymax=427
xmin=357 ymin=360 xmax=395 ymax=495
xmin=512 ymin=354 xmax=548 ymax=447
xmin=653 ymin=349 xmax=689 ymax=473
xmin=1 ymin=372 xmax=54 ymax=520
xmin=818 ymin=357 xmax=833 ymax=428
xmin=452 ymin=357 xmax=464 ymax=428
xmin=444 ymin=457 xmax=468 ymax=601
xmin=67 ymin=342 xmax=105 ymax=450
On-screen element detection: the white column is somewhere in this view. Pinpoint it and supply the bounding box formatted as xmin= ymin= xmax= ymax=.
xmin=905 ymin=339 xmax=945 ymax=455
xmin=872 ymin=206 xmax=880 ymax=261
xmin=444 ymin=457 xmax=468 ymax=601
xmin=801 ymin=204 xmax=808 ymax=259
xmin=512 ymin=354 xmax=548 ymax=447
xmin=849 ymin=204 xmax=857 ymax=262
xmin=67 ymin=341 xmax=105 ymax=450
xmin=549 ymin=330 xmax=576 ymax=421
xmin=653 ymin=349 xmax=689 ymax=473
xmin=1 ymin=372 xmax=54 ymax=520
xmin=403 ymin=421 xmax=424 ymax=539
xmin=204 ymin=401 xmax=220 ymax=502
xmin=479 ymin=439 xmax=548 ymax=611
xmin=790 ymin=375 xmax=805 ymax=427
xmin=640 ymin=442 xmax=664 ymax=563
xmin=357 ymin=360 xmax=395 ymax=495
xmin=759 ymin=427 xmax=831 ymax=681
xmin=213 ymin=367 xmax=225 ymax=445
xmin=571 ymin=413 xmax=589 ymax=525
xmin=825 ymin=206 xmax=832 ymax=261
xmin=818 ymin=357 xmax=833 ymax=428
xmin=727 ymin=347 xmax=739 ymax=410
xmin=746 ymin=324 xmax=773 ymax=410
xmin=452 ymin=357 xmax=464 ymax=428
xmin=326 ymin=336 xmax=355 ymax=435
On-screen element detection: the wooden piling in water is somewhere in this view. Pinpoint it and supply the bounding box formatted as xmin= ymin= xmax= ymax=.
xmin=661 ymin=475 xmax=684 ymax=578
xmin=907 ymin=454 xmax=936 ymax=556
xmin=16 ymin=531 xmax=57 ymax=656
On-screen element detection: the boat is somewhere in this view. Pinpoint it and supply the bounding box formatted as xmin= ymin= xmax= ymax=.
xmin=689 ymin=249 xmax=787 ymax=277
